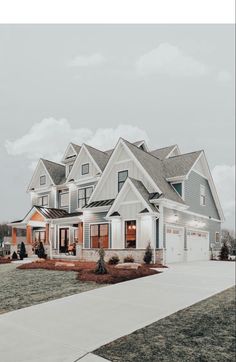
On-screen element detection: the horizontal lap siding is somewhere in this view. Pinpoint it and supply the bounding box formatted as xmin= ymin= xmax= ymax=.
xmin=185 ymin=171 xmax=220 ymax=219
xmin=83 ymin=212 xmax=110 ymax=248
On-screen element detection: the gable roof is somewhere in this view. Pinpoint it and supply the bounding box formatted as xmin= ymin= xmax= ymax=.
xmin=123 ymin=140 xmax=185 ymax=204
xmin=41 ymin=159 xmax=66 ymax=185
xmin=150 ymin=145 xmax=178 ymax=160
xmin=84 ymin=144 xmax=110 ymax=171
xmin=128 ymin=178 xmax=158 ymax=213
xmin=71 ymin=143 xmax=81 ymax=154
xmin=163 ymin=151 xmax=202 ymax=179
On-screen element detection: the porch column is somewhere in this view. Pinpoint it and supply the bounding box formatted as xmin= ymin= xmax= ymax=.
xmin=12 ymin=227 xmax=17 ymax=245
xmin=26 ymin=226 xmax=32 ymax=244
xmin=78 ymin=222 xmax=83 ymax=245
xmin=45 ymin=223 xmax=50 ymax=244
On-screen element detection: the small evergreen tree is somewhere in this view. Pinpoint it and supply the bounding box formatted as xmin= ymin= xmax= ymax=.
xmin=19 ymin=241 xmax=26 ymax=260
xmin=37 ymin=241 xmax=46 ymax=259
xmin=219 ymin=241 xmax=229 ymax=261
xmin=143 ymin=242 xmax=153 ymax=264
xmin=12 ymin=251 xmax=18 ymax=260
xmin=95 ymin=248 xmax=107 ymax=274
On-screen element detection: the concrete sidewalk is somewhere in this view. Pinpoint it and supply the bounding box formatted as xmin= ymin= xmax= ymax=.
xmin=0 ymin=261 xmax=234 ymax=362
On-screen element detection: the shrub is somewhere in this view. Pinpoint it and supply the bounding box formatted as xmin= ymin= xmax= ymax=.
xmin=12 ymin=251 xmax=18 ymax=260
xmin=108 ymin=255 xmax=120 ymax=265
xmin=95 ymin=248 xmax=107 ymax=274
xmin=143 ymin=242 xmax=153 ymax=264
xmin=37 ymin=242 xmax=46 ymax=259
xmin=124 ymin=255 xmax=134 ymax=263
xmin=19 ymin=242 xmax=26 ymax=260
xmin=219 ymin=241 xmax=229 ymax=261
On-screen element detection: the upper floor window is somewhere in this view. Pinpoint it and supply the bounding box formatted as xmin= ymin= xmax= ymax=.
xmin=78 ymin=187 xmax=93 ymax=208
xmin=215 ymin=232 xmax=220 ymax=243
xmin=69 ymin=164 xmax=73 ymax=174
xmin=40 ymin=175 xmax=46 ymax=186
xmin=59 ymin=190 xmax=69 ymax=208
xmin=172 ymin=183 xmax=182 ymax=196
xmin=81 ymin=163 xmax=89 ymax=175
xmin=38 ymin=195 xmax=48 ymax=207
xmin=200 ymin=184 xmax=206 ymax=206
xmin=118 ymin=170 xmax=128 ymax=192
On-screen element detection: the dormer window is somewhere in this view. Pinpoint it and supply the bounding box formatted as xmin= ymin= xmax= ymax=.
xmin=200 ymin=185 xmax=206 ymax=206
xmin=40 ymin=175 xmax=46 ymax=186
xmin=172 ymin=183 xmax=182 ymax=197
xmin=82 ymin=163 xmax=89 ymax=175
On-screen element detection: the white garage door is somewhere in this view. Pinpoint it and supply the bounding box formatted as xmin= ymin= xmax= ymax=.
xmin=165 ymin=225 xmax=185 ymax=263
xmin=187 ymin=229 xmax=209 ymax=261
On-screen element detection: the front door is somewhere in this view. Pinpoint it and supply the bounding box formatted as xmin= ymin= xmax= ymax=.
xmin=59 ymin=228 xmax=69 ymax=253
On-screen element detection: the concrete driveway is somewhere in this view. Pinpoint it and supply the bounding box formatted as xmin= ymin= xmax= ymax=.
xmin=0 ymin=261 xmax=234 ymax=362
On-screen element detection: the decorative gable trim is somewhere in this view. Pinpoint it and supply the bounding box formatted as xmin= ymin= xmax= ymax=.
xmin=27 ymin=159 xmax=55 ymax=192
xmin=166 ymin=145 xmax=181 ymax=158
xmin=61 ymin=143 xmax=78 ymax=163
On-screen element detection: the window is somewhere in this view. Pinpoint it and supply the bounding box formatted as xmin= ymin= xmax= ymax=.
xmin=81 ymin=163 xmax=89 ymax=175
xmin=59 ymin=190 xmax=69 ymax=208
xmin=69 ymin=164 xmax=73 ymax=174
xmin=34 ymin=230 xmax=46 ymax=244
xmin=90 ymin=223 xmax=109 ymax=248
xmin=118 ymin=170 xmax=128 ymax=192
xmin=200 ymin=185 xmax=206 ymax=206
xmin=215 ymin=232 xmax=220 ymax=243
xmin=125 ymin=220 xmax=136 ymax=248
xmin=78 ymin=187 xmax=93 ymax=208
xmin=74 ymin=229 xmax=78 ymax=243
xmin=172 ymin=183 xmax=182 ymax=196
xmin=38 ymin=195 xmax=48 ymax=207
xmin=40 ymin=175 xmax=46 ymax=185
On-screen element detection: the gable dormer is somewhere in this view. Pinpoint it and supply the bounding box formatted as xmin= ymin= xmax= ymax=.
xmin=27 ymin=159 xmax=54 ymax=192
xmin=62 ymin=143 xmax=81 ymax=177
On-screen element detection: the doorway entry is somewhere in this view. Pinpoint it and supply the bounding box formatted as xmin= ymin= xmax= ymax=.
xmin=59 ymin=228 xmax=69 ymax=253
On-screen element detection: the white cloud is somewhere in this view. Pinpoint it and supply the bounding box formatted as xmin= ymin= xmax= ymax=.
xmin=68 ymin=53 xmax=106 ymax=67
xmin=136 ymin=43 xmax=208 ymax=77
xmin=5 ymin=118 xmax=149 ymax=169
xmin=217 ymin=70 xmax=232 ymax=83
xmin=212 ymin=164 xmax=235 ymax=230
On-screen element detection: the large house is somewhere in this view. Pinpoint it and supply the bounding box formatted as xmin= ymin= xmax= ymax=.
xmin=9 ymin=138 xmax=224 ymax=264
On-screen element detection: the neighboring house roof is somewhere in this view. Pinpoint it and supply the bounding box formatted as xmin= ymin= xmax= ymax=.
xmin=84 ymin=144 xmax=110 ymax=171
xmin=163 ymin=151 xmax=202 ymax=178
xmin=71 ymin=143 xmax=81 ymax=154
xmin=41 ymin=159 xmax=66 ymax=185
xmin=150 ymin=145 xmax=177 ymax=160
xmin=123 ymin=140 xmax=185 ymax=204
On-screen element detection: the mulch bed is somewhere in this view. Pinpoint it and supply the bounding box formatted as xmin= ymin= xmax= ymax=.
xmin=17 ymin=259 xmax=162 ymax=284
xmin=0 ymin=257 xmax=11 ymax=264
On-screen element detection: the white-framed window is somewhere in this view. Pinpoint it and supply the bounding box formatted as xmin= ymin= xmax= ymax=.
xmin=40 ymin=175 xmax=46 ymax=185
xmin=215 ymin=232 xmax=220 ymax=243
xmin=78 ymin=187 xmax=93 ymax=208
xmin=81 ymin=163 xmax=89 ymax=175
xmin=38 ymin=195 xmax=48 ymax=207
xmin=200 ymin=184 xmax=206 ymax=206
xmin=59 ymin=190 xmax=69 ymax=208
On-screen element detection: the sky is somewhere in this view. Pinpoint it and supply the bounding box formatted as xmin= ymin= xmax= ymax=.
xmin=0 ymin=25 xmax=235 ymax=229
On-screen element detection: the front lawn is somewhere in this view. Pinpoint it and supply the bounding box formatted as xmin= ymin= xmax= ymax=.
xmin=0 ymin=263 xmax=102 ymax=314
xmin=94 ymin=287 xmax=236 ymax=362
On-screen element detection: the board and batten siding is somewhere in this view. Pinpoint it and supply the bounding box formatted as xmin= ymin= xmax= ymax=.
xmin=163 ymin=207 xmax=220 ymax=248
xmin=83 ymin=212 xmax=111 ymax=248
xmin=184 ymin=171 xmax=220 ymax=219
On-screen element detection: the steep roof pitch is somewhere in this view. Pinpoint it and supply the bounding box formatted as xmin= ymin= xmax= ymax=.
xmin=123 ymin=140 xmax=185 ymax=204
xmin=71 ymin=143 xmax=81 ymax=154
xmin=41 ymin=159 xmax=66 ymax=185
xmin=163 ymin=151 xmax=202 ymax=178
xmin=150 ymin=145 xmax=177 ymax=160
xmin=85 ymin=144 xmax=110 ymax=171
xmin=128 ymin=178 xmax=158 ymax=213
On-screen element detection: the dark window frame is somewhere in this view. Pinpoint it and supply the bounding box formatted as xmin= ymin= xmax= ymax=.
xmin=81 ymin=163 xmax=89 ymax=175
xmin=78 ymin=186 xmax=93 ymax=208
xmin=59 ymin=190 xmax=69 ymax=208
xmin=172 ymin=182 xmax=182 ymax=196
xmin=90 ymin=223 xmax=109 ymax=248
xmin=118 ymin=170 xmax=128 ymax=192
xmin=125 ymin=220 xmax=136 ymax=249
xmin=40 ymin=175 xmax=46 ymax=185
xmin=38 ymin=195 xmax=48 ymax=207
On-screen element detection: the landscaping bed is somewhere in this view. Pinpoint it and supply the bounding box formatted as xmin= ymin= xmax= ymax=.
xmin=0 ymin=257 xmax=11 ymax=264
xmin=94 ymin=286 xmax=236 ymax=362
xmin=17 ymin=259 xmax=162 ymax=284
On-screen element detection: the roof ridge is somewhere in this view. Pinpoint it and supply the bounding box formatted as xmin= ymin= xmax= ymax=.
xmin=168 ymin=150 xmax=203 ymax=159
xmin=41 ymin=158 xmax=65 ymax=167
xmin=122 ymin=138 xmax=163 ymax=163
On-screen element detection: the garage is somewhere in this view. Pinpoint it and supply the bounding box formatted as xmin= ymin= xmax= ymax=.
xmin=165 ymin=225 xmax=185 ymax=263
xmin=186 ymin=229 xmax=209 ymax=261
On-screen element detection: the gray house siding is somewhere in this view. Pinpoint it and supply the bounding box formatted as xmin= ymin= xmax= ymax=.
xmin=185 ymin=171 xmax=220 ymax=220
xmin=70 ymin=188 xmax=78 ymax=212
xmin=163 ymin=207 xmax=221 ymax=249
xmin=83 ymin=212 xmax=111 ymax=248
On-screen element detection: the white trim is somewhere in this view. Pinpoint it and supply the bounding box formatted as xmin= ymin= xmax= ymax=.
xmin=164 ymin=204 xmax=221 ymax=223
xmin=200 ymin=184 xmax=206 ymax=206
xmin=192 ymin=168 xmax=208 ymax=179
xmin=123 ymin=218 xmax=137 ymax=249
xmin=27 ymin=159 xmax=55 ymax=192
xmin=166 ymin=175 xmax=186 ymax=182
xmin=28 ymin=220 xmax=46 ymax=227
xmin=61 ymin=143 xmax=78 ymax=164
xmin=166 ymin=145 xmax=180 ymax=158
xmin=186 ymin=227 xmax=209 ymax=235
xmin=186 ymin=151 xmax=204 ymax=179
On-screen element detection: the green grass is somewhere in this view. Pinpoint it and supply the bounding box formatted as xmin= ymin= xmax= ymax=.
xmin=94 ymin=287 xmax=236 ymax=362
xmin=0 ymin=263 xmax=102 ymax=314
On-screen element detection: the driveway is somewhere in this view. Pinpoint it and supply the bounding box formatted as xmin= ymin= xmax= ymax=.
xmin=0 ymin=261 xmax=234 ymax=362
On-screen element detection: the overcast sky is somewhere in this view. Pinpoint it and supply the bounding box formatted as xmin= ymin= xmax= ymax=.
xmin=0 ymin=25 xmax=234 ymax=229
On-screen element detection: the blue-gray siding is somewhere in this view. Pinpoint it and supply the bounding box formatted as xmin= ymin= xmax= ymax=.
xmin=83 ymin=212 xmax=111 ymax=248
xmin=185 ymin=171 xmax=220 ymax=219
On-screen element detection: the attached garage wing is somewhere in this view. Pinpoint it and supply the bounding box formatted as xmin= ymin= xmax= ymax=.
xmin=165 ymin=225 xmax=185 ymax=263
